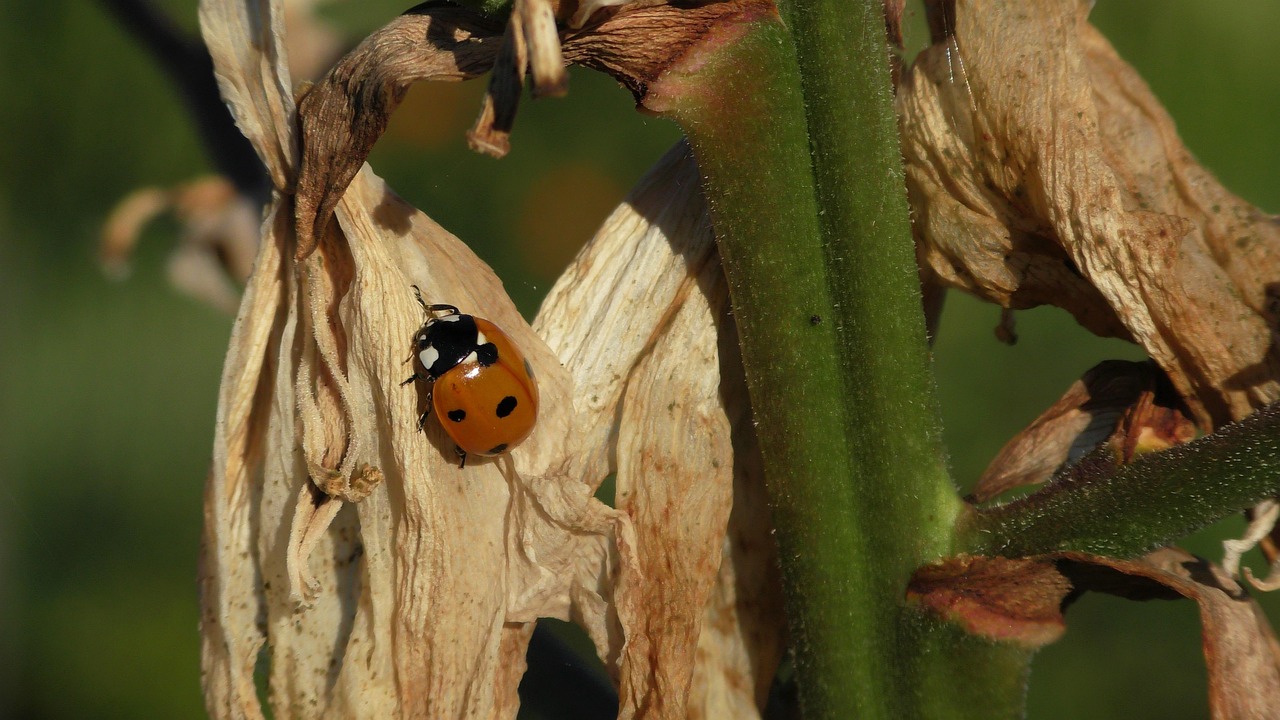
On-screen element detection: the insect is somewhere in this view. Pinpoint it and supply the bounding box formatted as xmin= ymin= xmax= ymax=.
xmin=401 ymin=287 xmax=539 ymax=467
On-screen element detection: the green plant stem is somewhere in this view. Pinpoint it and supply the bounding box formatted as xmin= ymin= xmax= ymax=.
xmin=646 ymin=7 xmax=1028 ymax=718
xmin=959 ymin=402 xmax=1280 ymax=558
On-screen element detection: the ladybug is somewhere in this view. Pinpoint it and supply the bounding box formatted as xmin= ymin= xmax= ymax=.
xmin=401 ymin=287 xmax=539 ymax=467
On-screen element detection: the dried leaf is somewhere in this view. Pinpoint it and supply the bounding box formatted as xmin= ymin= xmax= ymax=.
xmin=973 ymin=360 xmax=1159 ymax=503
xmin=199 ymin=202 xmax=288 ymax=720
xmin=907 ymin=555 xmax=1069 ymax=648
xmin=910 ymin=548 xmax=1280 ymax=718
xmin=199 ymin=0 xmax=297 ymax=189
xmin=899 ymin=0 xmax=1280 ymax=427
xmin=536 ymin=142 xmax=785 ymax=717
xmin=1063 ymin=549 xmax=1280 ymax=720
xmin=610 ymin=178 xmax=748 ymax=717
xmin=294 ymin=5 xmax=503 ymax=258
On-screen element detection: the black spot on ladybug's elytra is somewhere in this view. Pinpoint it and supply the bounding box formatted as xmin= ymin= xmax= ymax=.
xmin=488 ymin=443 xmax=509 ymax=455
xmin=476 ymin=342 xmax=498 ymax=366
xmin=523 ymin=359 xmax=535 ymax=378
xmin=447 ymin=409 xmax=467 ymax=422
xmin=495 ymin=396 xmax=518 ymax=418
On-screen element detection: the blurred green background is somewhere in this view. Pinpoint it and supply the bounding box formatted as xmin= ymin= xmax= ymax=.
xmin=1 ymin=0 xmax=1277 ymax=717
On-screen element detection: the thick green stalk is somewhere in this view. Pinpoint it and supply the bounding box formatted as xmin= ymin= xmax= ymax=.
xmin=646 ymin=6 xmax=1027 ymax=718
xmin=959 ymin=402 xmax=1280 ymax=558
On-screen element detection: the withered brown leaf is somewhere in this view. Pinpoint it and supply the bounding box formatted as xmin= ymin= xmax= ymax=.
xmin=910 ymin=548 xmax=1280 ymax=718
xmin=972 ymin=360 xmax=1194 ymax=503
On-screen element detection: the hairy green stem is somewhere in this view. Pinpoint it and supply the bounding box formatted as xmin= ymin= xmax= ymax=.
xmin=959 ymin=402 xmax=1280 ymax=558
xmin=646 ymin=5 xmax=1027 ymax=717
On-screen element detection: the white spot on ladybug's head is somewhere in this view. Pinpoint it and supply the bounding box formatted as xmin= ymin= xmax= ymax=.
xmin=462 ymin=350 xmax=479 ymax=365
xmin=475 ymin=329 xmax=488 ymax=346
xmin=420 ymin=345 xmax=440 ymax=369
xmin=437 ymin=314 xmax=462 ymax=323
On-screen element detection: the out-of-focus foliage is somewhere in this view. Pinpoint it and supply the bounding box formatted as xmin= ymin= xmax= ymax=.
xmin=0 ymin=0 xmax=1276 ymax=718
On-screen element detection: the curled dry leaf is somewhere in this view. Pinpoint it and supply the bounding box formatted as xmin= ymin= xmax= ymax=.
xmin=972 ymin=360 xmax=1194 ymax=503
xmin=468 ymin=0 xmax=566 ymax=156
xmin=295 ymin=0 xmax=771 ymax=257
xmin=294 ymin=4 xmax=503 ymax=258
xmin=200 ymin=0 xmax=782 ymax=717
xmin=899 ymin=0 xmax=1280 ymax=428
xmin=1224 ymin=499 xmax=1280 ymax=591
xmin=909 ymin=548 xmax=1280 ymax=718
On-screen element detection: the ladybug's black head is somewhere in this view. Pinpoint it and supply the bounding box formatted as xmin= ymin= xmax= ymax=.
xmin=416 ymin=312 xmax=480 ymax=379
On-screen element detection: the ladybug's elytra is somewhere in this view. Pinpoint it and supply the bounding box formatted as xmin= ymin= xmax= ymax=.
xmin=401 ymin=287 xmax=539 ymax=467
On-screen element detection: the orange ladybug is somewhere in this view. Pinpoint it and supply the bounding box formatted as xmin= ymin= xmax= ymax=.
xmin=401 ymin=288 xmax=539 ymax=467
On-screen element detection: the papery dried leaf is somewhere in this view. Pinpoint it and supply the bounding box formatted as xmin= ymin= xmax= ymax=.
xmin=613 ymin=258 xmax=736 ymax=718
xmin=206 ymin=0 xmax=786 ymax=716
xmin=899 ymin=0 xmax=1280 ymax=427
xmin=911 ymin=548 xmax=1280 ymax=718
xmin=199 ymin=0 xmax=297 ymax=189
xmin=294 ymin=6 xmax=503 ymax=258
xmin=907 ymin=555 xmax=1069 ymax=648
xmin=973 ymin=360 xmax=1195 ymax=504
xmin=200 ymin=202 xmax=289 ymax=720
xmin=202 ymin=160 xmax=635 ymax=718
xmin=972 ymin=360 xmax=1157 ymax=503
xmin=1062 ymin=549 xmax=1280 ymax=719
xmin=536 ymin=142 xmax=784 ymax=717
xmin=329 ymin=167 xmax=632 ymax=716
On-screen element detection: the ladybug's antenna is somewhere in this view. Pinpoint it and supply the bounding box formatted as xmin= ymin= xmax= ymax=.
xmin=409 ymin=286 xmax=461 ymax=319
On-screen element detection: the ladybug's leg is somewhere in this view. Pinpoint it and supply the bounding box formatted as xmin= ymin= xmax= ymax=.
xmin=400 ymin=372 xmax=425 ymax=387
xmin=416 ymin=385 xmax=436 ymax=430
xmin=455 ymin=446 xmax=468 ymax=469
